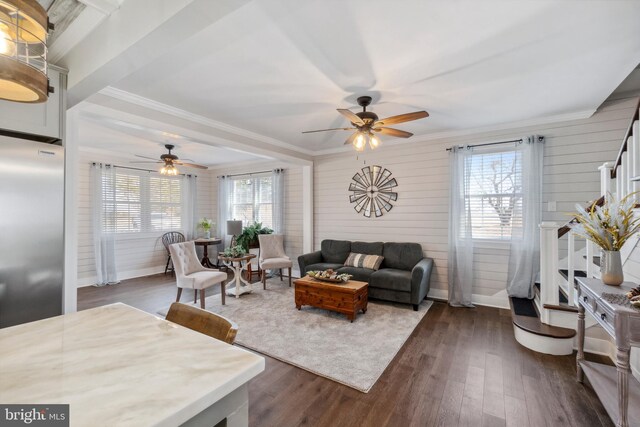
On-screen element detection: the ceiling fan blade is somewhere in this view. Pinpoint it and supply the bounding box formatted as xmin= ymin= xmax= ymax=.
xmin=175 ymin=161 xmax=208 ymax=170
xmin=130 ymin=161 xmax=163 ymax=164
xmin=375 ymin=127 xmax=414 ymax=138
xmin=337 ymin=109 xmax=365 ymax=126
xmin=302 ymin=127 xmax=355 ymax=134
xmin=374 ymin=111 xmax=429 ymax=127
xmin=134 ymin=154 xmax=159 ymax=161
xmin=343 ymin=132 xmax=358 ymax=145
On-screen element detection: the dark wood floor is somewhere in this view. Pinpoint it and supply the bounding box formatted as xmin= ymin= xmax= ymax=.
xmin=78 ymin=274 xmax=614 ymax=427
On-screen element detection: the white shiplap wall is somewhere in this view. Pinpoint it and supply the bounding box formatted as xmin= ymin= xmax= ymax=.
xmin=314 ymin=95 xmax=639 ymax=308
xmin=77 ymin=149 xmax=214 ymax=286
xmin=208 ymin=162 xmax=304 ymax=274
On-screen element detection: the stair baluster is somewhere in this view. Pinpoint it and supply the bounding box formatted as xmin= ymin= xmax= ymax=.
xmin=586 ymin=240 xmax=595 ymax=278
xmin=567 ymin=231 xmax=576 ymax=306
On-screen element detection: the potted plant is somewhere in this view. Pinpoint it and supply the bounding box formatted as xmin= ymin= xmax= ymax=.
xmin=571 ymin=193 xmax=640 ymax=285
xmin=198 ymin=218 xmax=214 ymax=239
xmin=222 ymin=245 xmax=247 ymax=258
xmin=236 ymin=222 xmax=273 ymax=251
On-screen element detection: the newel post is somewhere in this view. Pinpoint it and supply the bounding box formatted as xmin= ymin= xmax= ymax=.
xmin=599 ymin=162 xmax=614 ymax=200
xmin=539 ymin=222 xmax=560 ymax=324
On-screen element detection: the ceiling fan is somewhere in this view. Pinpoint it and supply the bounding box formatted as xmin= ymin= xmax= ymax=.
xmin=132 ymin=144 xmax=208 ymax=175
xmin=302 ymin=96 xmax=429 ymax=151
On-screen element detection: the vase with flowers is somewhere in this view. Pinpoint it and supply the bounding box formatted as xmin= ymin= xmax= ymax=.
xmin=570 ymin=193 xmax=640 ymax=286
xmin=198 ymin=218 xmax=214 ymax=239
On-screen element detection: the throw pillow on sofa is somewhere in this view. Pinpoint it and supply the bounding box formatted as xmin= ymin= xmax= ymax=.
xmin=344 ymin=253 xmax=384 ymax=270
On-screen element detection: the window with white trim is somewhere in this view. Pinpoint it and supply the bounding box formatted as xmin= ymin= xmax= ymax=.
xmin=466 ymin=149 xmax=523 ymax=240
xmin=229 ymin=176 xmax=273 ymax=228
xmin=103 ymin=170 xmax=182 ymax=233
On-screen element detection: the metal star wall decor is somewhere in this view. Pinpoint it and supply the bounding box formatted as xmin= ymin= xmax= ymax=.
xmin=349 ymin=165 xmax=398 ymax=217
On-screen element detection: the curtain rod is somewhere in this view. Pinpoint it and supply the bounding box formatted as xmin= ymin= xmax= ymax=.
xmin=218 ymin=168 xmax=284 ymax=179
xmin=91 ymin=162 xmax=197 ymax=178
xmin=445 ymin=136 xmax=544 ymax=152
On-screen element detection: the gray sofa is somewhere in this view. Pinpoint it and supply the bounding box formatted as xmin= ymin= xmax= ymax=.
xmin=298 ymin=240 xmax=433 ymax=311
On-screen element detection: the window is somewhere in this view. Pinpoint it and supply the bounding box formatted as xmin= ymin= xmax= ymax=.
xmin=103 ymin=170 xmax=182 ymax=234
xmin=466 ymin=149 xmax=522 ymax=240
xmin=229 ymin=176 xmax=273 ymax=228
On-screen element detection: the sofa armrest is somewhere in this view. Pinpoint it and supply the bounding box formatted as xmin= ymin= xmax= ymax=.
xmin=298 ymin=251 xmax=323 ymax=273
xmin=411 ymin=258 xmax=434 ymax=303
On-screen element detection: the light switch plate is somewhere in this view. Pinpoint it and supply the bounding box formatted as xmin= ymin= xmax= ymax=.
xmin=548 ymin=201 xmax=557 ymax=212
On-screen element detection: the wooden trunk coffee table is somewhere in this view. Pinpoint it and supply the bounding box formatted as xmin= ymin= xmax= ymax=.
xmin=294 ymin=277 xmax=368 ymax=322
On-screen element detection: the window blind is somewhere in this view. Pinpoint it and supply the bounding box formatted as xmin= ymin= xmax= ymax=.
xmin=465 ymin=149 xmax=523 ymax=240
xmin=229 ymin=175 xmax=273 ymax=228
xmin=103 ymin=170 xmax=182 ymax=233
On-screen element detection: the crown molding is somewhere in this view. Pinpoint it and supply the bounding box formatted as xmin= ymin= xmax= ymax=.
xmin=97 ymin=86 xmax=601 ymax=158
xmin=98 ymin=86 xmax=315 ymax=156
xmin=313 ymin=108 xmax=596 ymax=156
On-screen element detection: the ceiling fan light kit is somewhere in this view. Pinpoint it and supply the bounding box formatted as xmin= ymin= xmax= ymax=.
xmin=0 ymin=0 xmax=54 ymax=103
xmin=302 ymin=95 xmax=429 ymax=152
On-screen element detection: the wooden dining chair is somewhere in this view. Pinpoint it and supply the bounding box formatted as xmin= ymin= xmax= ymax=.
xmin=165 ymin=302 xmax=238 ymax=345
xmin=162 ymin=231 xmax=185 ymax=275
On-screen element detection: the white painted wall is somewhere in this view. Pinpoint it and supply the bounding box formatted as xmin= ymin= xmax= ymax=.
xmin=208 ymin=162 xmax=304 ymax=276
xmin=313 ymin=95 xmax=640 ymax=308
xmin=76 ymin=148 xmax=214 ymax=286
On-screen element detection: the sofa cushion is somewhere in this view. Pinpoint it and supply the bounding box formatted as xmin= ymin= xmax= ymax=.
xmin=382 ymin=242 xmax=424 ymax=271
xmin=369 ymin=268 xmax=413 ymax=292
xmin=344 ymin=253 xmax=384 ymax=270
xmin=304 ymin=262 xmax=345 ymax=273
xmin=336 ymin=266 xmax=375 ymax=282
xmin=351 ymin=241 xmax=384 ymax=256
xmin=320 ymin=240 xmax=351 ymax=263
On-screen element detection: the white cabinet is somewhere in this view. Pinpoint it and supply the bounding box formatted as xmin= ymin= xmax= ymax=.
xmin=0 ymin=67 xmax=66 ymax=141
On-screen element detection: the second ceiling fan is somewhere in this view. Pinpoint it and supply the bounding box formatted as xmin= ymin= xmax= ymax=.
xmin=302 ymin=96 xmax=429 ymax=151
xmin=132 ymin=144 xmax=208 ymax=175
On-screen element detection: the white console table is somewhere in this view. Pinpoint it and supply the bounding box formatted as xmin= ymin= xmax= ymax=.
xmin=575 ymin=277 xmax=640 ymax=427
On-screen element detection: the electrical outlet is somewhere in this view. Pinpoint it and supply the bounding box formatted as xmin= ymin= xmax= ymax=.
xmin=548 ymin=201 xmax=557 ymax=212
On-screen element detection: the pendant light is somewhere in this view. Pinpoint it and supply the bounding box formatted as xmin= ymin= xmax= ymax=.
xmin=0 ymin=0 xmax=53 ymax=103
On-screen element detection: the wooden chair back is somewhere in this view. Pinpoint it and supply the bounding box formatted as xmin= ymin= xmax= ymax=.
xmin=162 ymin=232 xmax=185 ymax=253
xmin=165 ymin=302 xmax=238 ymax=344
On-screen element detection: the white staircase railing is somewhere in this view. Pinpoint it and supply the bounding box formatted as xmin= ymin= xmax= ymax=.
xmin=538 ymin=99 xmax=639 ymax=330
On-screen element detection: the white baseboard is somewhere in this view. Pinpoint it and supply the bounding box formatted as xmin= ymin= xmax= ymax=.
xmin=427 ymin=288 xmax=509 ymax=309
xmin=78 ymin=266 xmax=303 ymax=288
xmin=77 ymin=265 xmax=167 ymax=287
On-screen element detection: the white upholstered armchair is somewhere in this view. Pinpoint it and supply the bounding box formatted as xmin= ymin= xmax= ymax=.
xmin=169 ymin=241 xmax=228 ymax=308
xmin=258 ymin=234 xmax=292 ymax=289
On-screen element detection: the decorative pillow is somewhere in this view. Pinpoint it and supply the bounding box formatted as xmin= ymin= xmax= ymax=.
xmin=344 ymin=252 xmax=384 ymax=270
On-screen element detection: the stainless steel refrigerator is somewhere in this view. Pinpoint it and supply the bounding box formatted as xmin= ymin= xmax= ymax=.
xmin=0 ymin=135 xmax=64 ymax=328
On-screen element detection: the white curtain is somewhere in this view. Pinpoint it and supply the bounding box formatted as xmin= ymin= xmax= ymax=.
xmin=90 ymin=163 xmax=119 ymax=286
xmin=507 ymin=136 xmax=545 ymax=298
xmin=217 ymin=176 xmax=232 ymax=241
xmin=448 ymin=146 xmax=475 ymax=307
xmin=272 ymin=169 xmax=285 ymax=233
xmin=181 ymin=174 xmax=198 ymax=239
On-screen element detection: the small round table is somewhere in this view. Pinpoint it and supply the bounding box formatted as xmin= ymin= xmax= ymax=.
xmin=218 ymin=253 xmax=257 ymax=298
xmin=194 ymin=238 xmax=222 ymax=268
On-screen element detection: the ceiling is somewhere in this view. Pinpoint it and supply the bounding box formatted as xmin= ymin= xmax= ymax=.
xmin=105 ymin=0 xmax=640 ymax=153
xmin=78 ymin=116 xmax=270 ymax=166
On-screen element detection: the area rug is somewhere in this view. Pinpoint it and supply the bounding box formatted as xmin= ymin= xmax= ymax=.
xmin=158 ymin=278 xmax=432 ymax=392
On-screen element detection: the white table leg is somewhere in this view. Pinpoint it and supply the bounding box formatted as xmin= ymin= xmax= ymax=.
xmin=224 ymin=260 xmax=253 ymax=298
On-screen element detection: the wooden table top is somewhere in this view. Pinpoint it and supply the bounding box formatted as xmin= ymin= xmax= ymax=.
xmin=294 ymin=276 xmax=368 ymax=291
xmin=194 ymin=238 xmax=222 ymax=245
